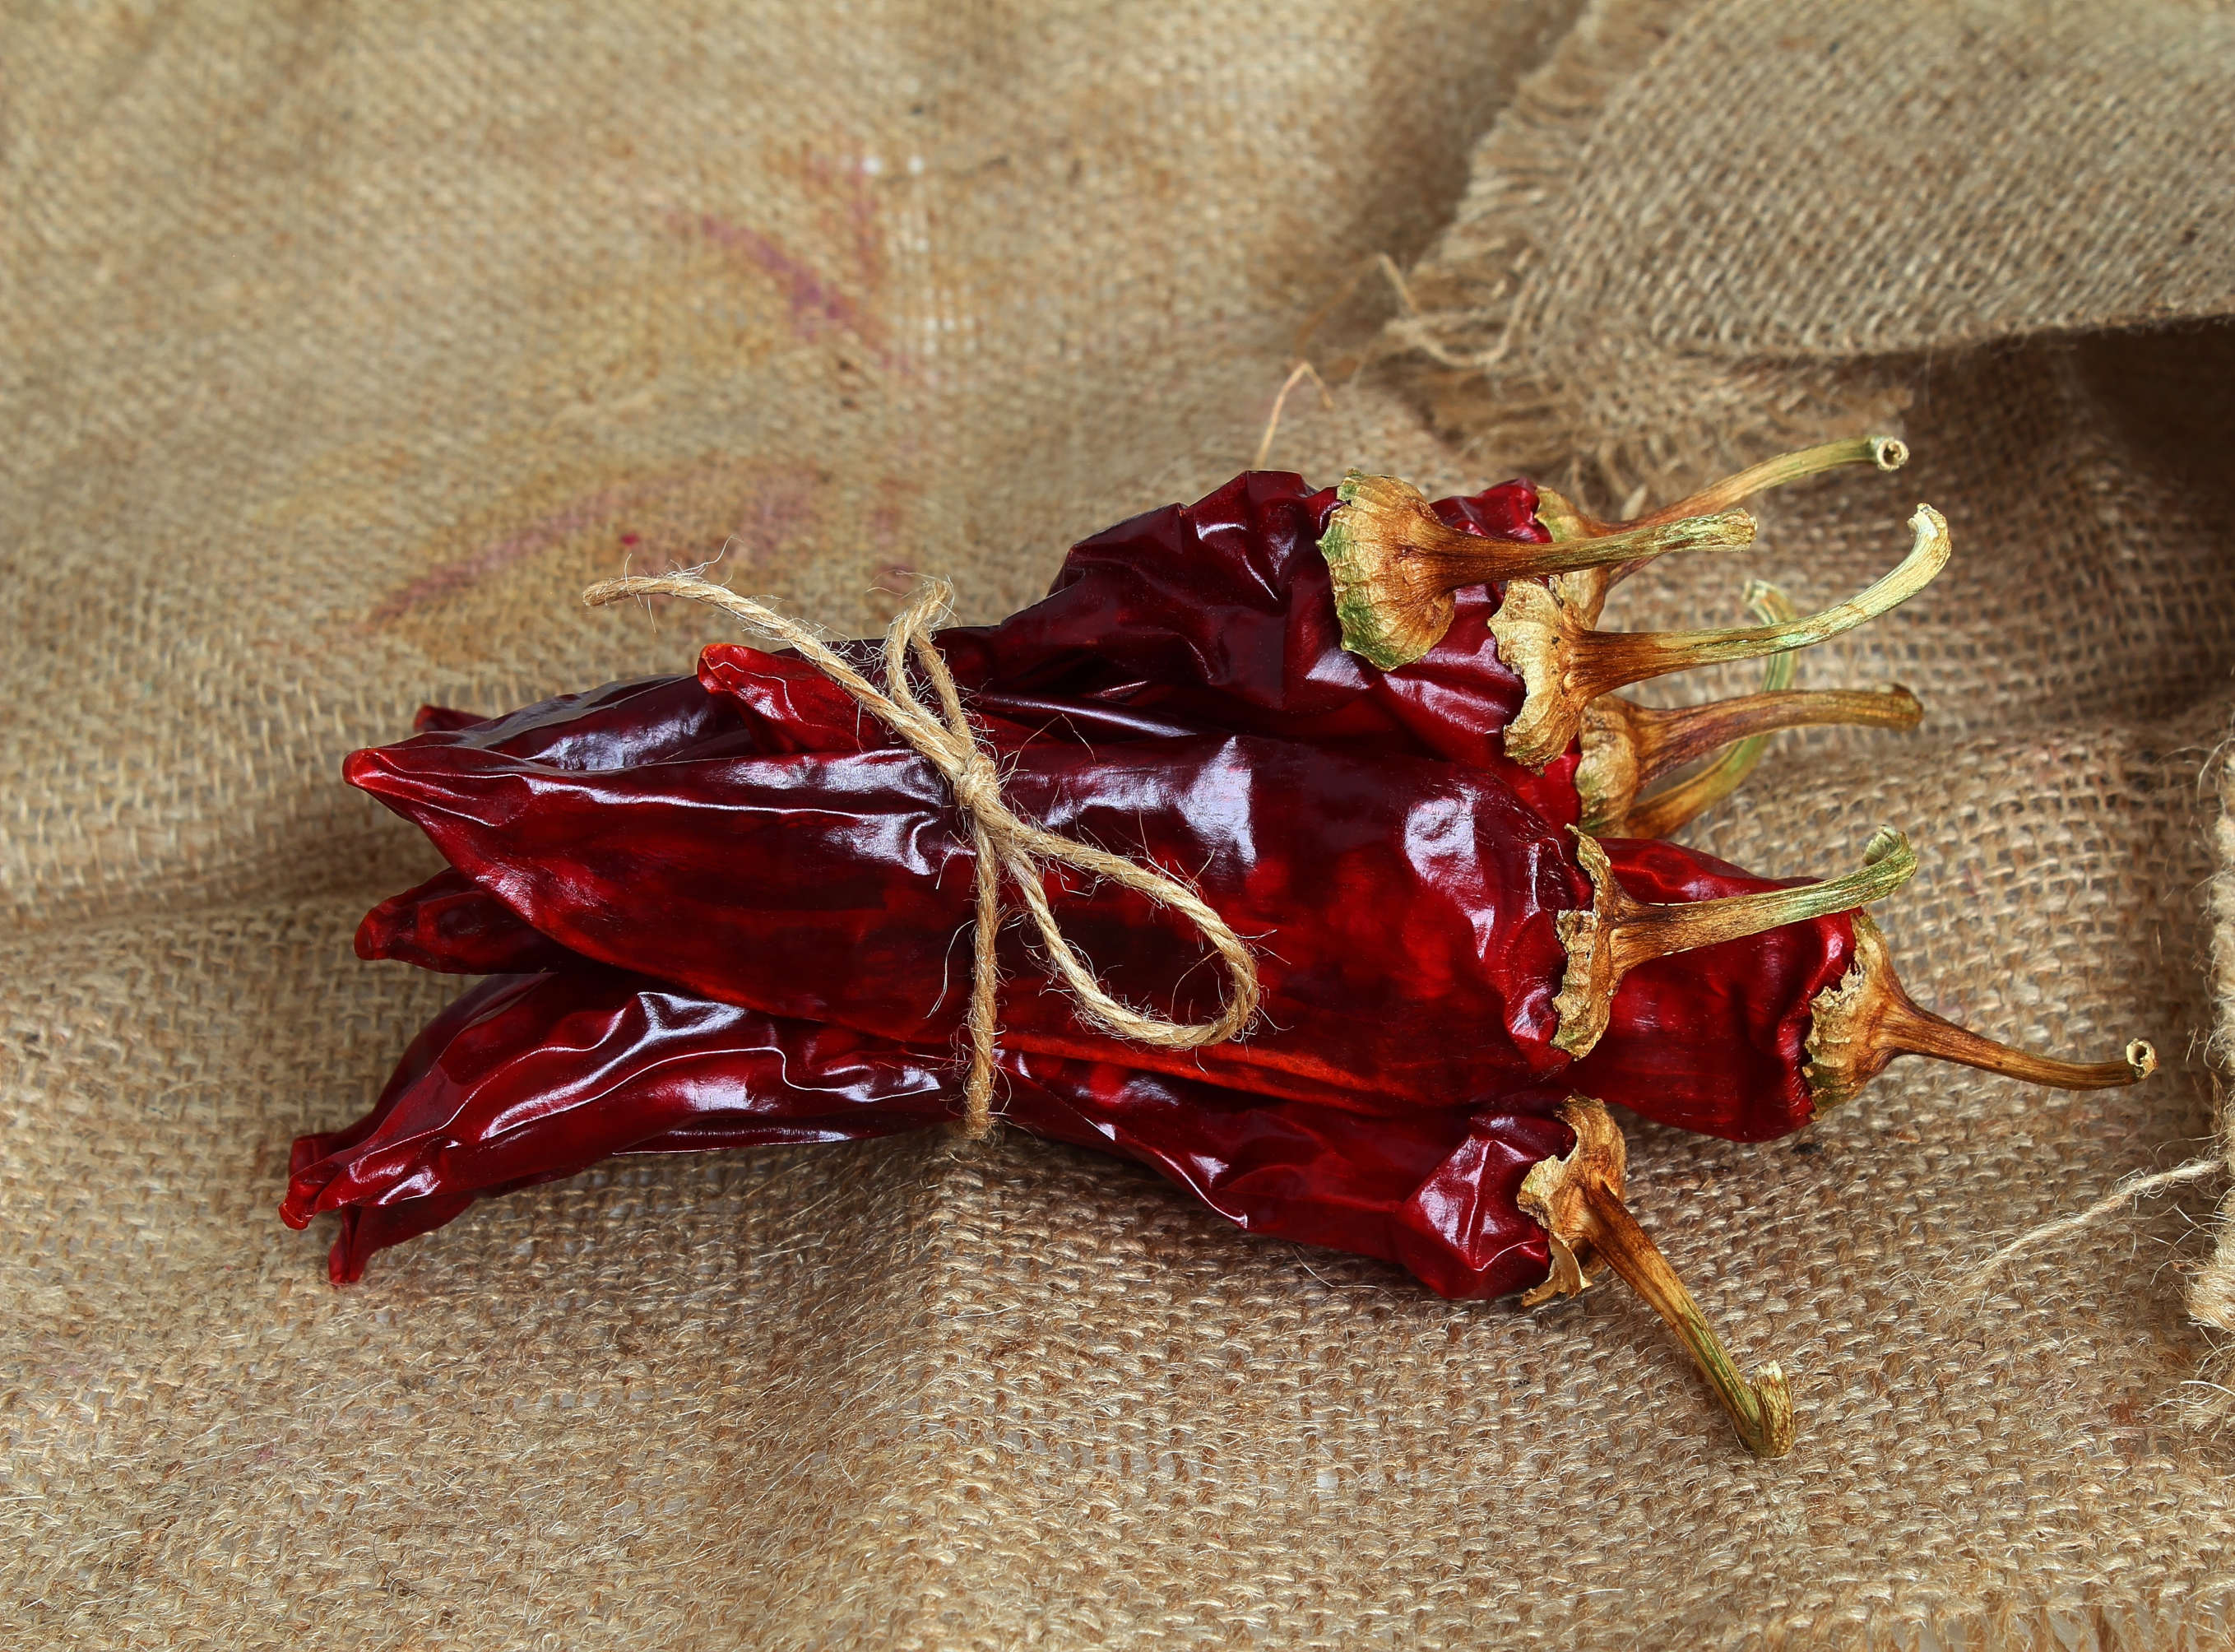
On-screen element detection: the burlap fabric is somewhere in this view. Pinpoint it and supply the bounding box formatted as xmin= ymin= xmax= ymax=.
xmin=7 ymin=2 xmax=2235 ymax=1646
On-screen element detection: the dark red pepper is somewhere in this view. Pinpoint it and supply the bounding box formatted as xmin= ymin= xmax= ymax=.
xmin=1570 ymin=838 xmax=2156 ymax=1141
xmin=290 ymin=964 xmax=1797 ymax=1451
xmin=346 ymin=724 xmax=1590 ymax=1109
xmin=303 ymin=436 xmax=2149 ymax=1461
xmin=799 ymin=466 xmax=1930 ymax=833
xmin=284 ymin=965 xmax=1574 ymax=1300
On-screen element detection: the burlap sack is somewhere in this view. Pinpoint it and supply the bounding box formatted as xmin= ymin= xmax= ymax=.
xmin=7 ymin=2 xmax=2234 ymax=1646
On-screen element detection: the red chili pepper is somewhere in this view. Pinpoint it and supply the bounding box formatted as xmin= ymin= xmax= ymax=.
xmin=304 ymin=437 xmax=2140 ymax=1461
xmin=706 ymin=457 xmax=1930 ymax=837
xmin=284 ymin=965 xmax=1574 ymax=1299
xmin=348 ymin=660 xmax=1927 ymax=1100
xmin=1570 ymin=837 xmax=2156 ymax=1140
xmin=346 ymin=725 xmax=1587 ymax=1107
xmin=355 ymin=821 xmax=2150 ymax=1147
xmin=399 ymin=450 xmax=1927 ymax=842
xmin=290 ymin=966 xmax=1796 ymax=1451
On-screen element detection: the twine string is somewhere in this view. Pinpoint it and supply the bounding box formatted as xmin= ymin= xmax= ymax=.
xmin=1960 ymin=1156 xmax=2224 ymax=1295
xmin=582 ymin=569 xmax=1261 ymax=1138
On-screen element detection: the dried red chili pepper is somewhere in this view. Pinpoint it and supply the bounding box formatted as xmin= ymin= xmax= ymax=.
xmin=1570 ymin=837 xmax=2157 ymax=1140
xmin=286 ymin=968 xmax=1793 ymax=1451
xmin=297 ymin=435 xmax=2060 ymax=1462
xmin=346 ymin=680 xmax=1921 ymax=1099
xmin=357 ymin=865 xmax=580 ymax=975
xmin=283 ymin=965 xmax=1561 ymax=1294
xmin=760 ymin=454 xmax=1928 ymax=834
xmin=395 ymin=448 xmax=1925 ymax=848
xmin=355 ymin=824 xmax=2149 ymax=1147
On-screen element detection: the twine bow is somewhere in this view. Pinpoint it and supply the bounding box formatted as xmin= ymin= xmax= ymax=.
xmin=582 ymin=569 xmax=1261 ymax=1137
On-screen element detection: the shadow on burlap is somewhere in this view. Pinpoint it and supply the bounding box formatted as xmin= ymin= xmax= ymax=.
xmin=7 ymin=2 xmax=2235 ymax=1648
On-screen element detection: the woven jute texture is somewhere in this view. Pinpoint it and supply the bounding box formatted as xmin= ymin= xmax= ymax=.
xmin=7 ymin=2 xmax=2235 ymax=1647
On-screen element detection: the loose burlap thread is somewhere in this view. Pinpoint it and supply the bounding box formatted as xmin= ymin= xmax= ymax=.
xmin=9 ymin=1 xmax=2235 ymax=1647
xmin=580 ymin=567 xmax=1260 ymax=1137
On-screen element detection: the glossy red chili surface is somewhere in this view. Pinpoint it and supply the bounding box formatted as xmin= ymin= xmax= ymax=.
xmin=731 ymin=471 xmax=1583 ymax=822
xmin=286 ymin=967 xmax=1573 ymax=1297
xmin=1571 ymin=838 xmax=1856 ymax=1141
xmin=347 ymin=718 xmax=1586 ymax=1111
xmin=311 ymin=464 xmax=1862 ymax=1306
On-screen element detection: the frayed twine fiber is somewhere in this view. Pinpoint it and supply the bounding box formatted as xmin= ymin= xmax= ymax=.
xmin=582 ymin=568 xmax=1260 ymax=1138
xmin=1962 ymin=1158 xmax=2227 ymax=1297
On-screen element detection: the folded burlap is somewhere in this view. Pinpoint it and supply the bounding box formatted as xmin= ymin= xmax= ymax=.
xmin=7 ymin=2 xmax=2234 ymax=1646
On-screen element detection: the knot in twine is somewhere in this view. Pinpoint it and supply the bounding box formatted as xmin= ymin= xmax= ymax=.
xmin=582 ymin=569 xmax=1261 ymax=1138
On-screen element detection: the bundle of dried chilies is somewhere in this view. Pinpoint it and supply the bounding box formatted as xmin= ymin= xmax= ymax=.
xmin=290 ymin=439 xmax=2154 ymax=1458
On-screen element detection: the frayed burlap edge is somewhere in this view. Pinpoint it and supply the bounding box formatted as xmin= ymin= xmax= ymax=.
xmin=1376 ymin=0 xmax=1913 ymax=503
xmin=1372 ymin=0 xmax=2235 ymax=1443
xmin=2188 ymin=751 xmax=2235 ymax=1415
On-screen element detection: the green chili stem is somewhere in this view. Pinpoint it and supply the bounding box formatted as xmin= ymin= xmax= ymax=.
xmin=1625 ymin=435 xmax=1908 ymax=532
xmin=1610 ymin=828 xmax=1917 ymax=973
xmin=1573 ymin=506 xmax=1950 ymax=705
xmin=1626 ymin=685 xmax=1922 ymax=794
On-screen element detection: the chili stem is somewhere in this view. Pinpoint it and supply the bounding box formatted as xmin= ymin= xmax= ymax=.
xmin=1577 ymin=1179 xmax=1796 ymax=1459
xmin=1553 ymin=829 xmax=1917 ymax=1056
xmin=1538 ymin=435 xmax=1908 ymax=620
xmin=1626 ymin=435 xmax=1909 ymax=532
xmin=1321 ymin=471 xmax=1756 ymax=671
xmin=1805 ymin=914 xmax=2159 ymax=1108
xmin=1494 ymin=506 xmax=1949 ymax=770
xmin=1625 ymin=685 xmax=1922 ymax=791
xmin=1610 ymin=826 xmax=1917 ymax=973
xmin=1583 ymin=678 xmax=1921 ymax=836
xmin=1619 ymin=583 xmax=1798 ymax=839
xmin=1519 ymin=1098 xmax=1795 ymax=1458
xmin=1876 ymin=997 xmax=2158 ymax=1088
xmin=1576 ymin=505 xmax=1948 ymax=702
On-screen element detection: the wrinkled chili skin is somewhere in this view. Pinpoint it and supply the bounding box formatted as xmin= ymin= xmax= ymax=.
xmin=407 ymin=471 xmax=1579 ymax=809
xmin=357 ymin=866 xmax=580 ymax=974
xmin=366 ymin=586 xmax=1859 ymax=1145
xmin=1570 ymin=838 xmax=1857 ymax=1141
xmin=345 ymin=726 xmax=1587 ymax=1112
xmin=359 ymin=823 xmax=1862 ymax=1144
xmin=924 ymin=471 xmax=1556 ymax=783
xmin=724 ymin=471 xmax=1583 ymax=820
xmin=285 ymin=966 xmax=1572 ymax=1297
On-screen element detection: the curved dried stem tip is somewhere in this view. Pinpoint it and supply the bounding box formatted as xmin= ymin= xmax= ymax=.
xmin=1519 ymin=1097 xmax=1796 ymax=1459
xmin=1538 ymin=435 xmax=1909 ymax=543
xmin=1629 ymin=434 xmax=1910 ymax=531
xmin=1320 ymin=471 xmax=1755 ymax=671
xmin=1806 ymin=913 xmax=2159 ymax=1110
xmin=1537 ymin=436 xmax=1908 ymax=623
xmin=1493 ymin=504 xmax=1950 ymax=771
xmin=1579 ymin=680 xmax=1922 ymax=835
xmin=1554 ymin=828 xmax=1918 ymax=1058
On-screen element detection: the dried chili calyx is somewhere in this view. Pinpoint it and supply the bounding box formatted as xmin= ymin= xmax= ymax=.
xmin=1803 ymin=912 xmax=2158 ymax=1108
xmin=1320 ymin=471 xmax=1755 ymax=670
xmin=1518 ymin=1097 xmax=1795 ymax=1458
xmin=1494 ymin=504 xmax=1951 ymax=772
xmin=1553 ymin=827 xmax=1917 ymax=1057
xmin=1540 ymin=434 xmax=1910 ymax=625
